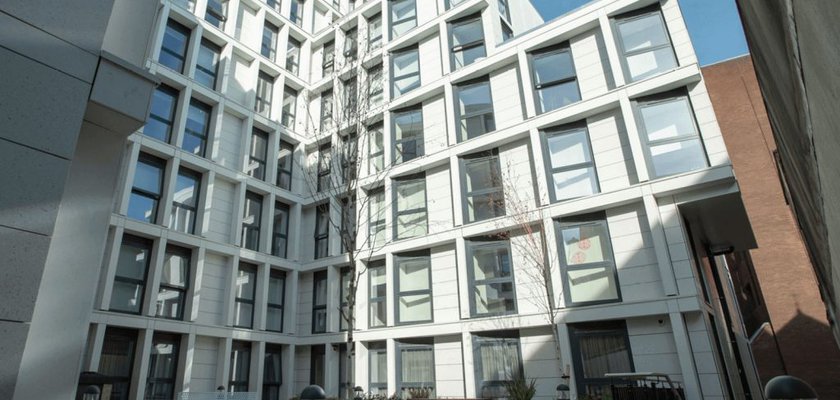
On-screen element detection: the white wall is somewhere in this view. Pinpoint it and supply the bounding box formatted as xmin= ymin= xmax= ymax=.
xmin=192 ymin=335 xmax=221 ymax=392
xmin=426 ymin=165 xmax=453 ymax=235
xmin=434 ymin=335 xmax=465 ymax=397
xmin=236 ymin=2 xmax=260 ymax=52
xmin=520 ymin=327 xmax=561 ymax=400
xmin=422 ymin=95 xmax=448 ymax=153
xmin=607 ymin=203 xmax=665 ymax=302
xmin=207 ymin=178 xmax=235 ymax=243
xmin=588 ymin=109 xmax=638 ymax=193
xmin=430 ymin=244 xmax=459 ymax=323
xmin=214 ymin=111 xmax=244 ymax=170
xmin=490 ymin=63 xmax=525 ymax=131
xmin=296 ymin=271 xmax=314 ymax=334
xmin=228 ymin=54 xmax=253 ymax=106
xmin=627 ymin=316 xmax=683 ymax=383
xmin=196 ymin=252 xmax=229 ymax=326
xmin=418 ymin=34 xmax=443 ymax=85
xmin=570 ymin=28 xmax=614 ymax=99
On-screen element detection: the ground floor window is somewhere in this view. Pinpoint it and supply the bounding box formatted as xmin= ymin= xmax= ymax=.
xmin=569 ymin=321 xmax=634 ymax=398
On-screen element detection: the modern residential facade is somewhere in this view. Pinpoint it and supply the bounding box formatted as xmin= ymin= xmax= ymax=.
xmin=9 ymin=0 xmax=769 ymax=399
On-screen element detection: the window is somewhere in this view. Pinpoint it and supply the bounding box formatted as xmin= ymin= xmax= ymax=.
xmin=368 ymin=262 xmax=386 ymax=328
xmin=145 ymin=333 xmax=180 ymax=400
xmin=340 ymin=267 xmax=351 ymax=330
xmin=128 ymin=154 xmax=165 ymax=224
xmin=394 ymin=174 xmax=428 ymax=240
xmin=248 ymin=128 xmax=269 ymax=180
xmin=263 ymin=345 xmax=283 ymax=400
xmin=501 ymin=21 xmax=513 ymax=41
xmin=317 ymin=143 xmax=332 ymax=191
xmin=569 ymin=321 xmax=634 ymax=398
xmin=368 ymin=188 xmax=386 ymax=248
xmin=266 ymin=0 xmax=281 ymax=12
xmin=340 ymin=195 xmax=356 ymax=252
xmin=448 ymin=0 xmax=467 ymax=8
xmin=542 ymin=124 xmax=598 ymax=202
xmin=461 ymin=150 xmax=504 ymax=223
xmin=390 ymin=0 xmax=416 ymax=38
xmin=634 ymin=92 xmax=707 ymax=178
xmin=475 ymin=334 xmax=522 ymax=398
xmin=195 ymin=39 xmax=221 ymax=89
xmin=234 ymin=263 xmax=257 ymax=328
xmin=498 ymin=0 xmax=511 ymax=23
xmin=183 ymin=99 xmax=211 ymax=156
xmin=205 ymin=0 xmax=227 ymax=29
xmin=242 ymin=192 xmax=263 ymax=251
xmin=395 ymin=251 xmax=432 ymax=324
xmin=155 ymin=245 xmax=190 ymax=320
xmin=368 ymin=13 xmax=383 ymax=50
xmin=290 ymin=0 xmax=304 ymax=26
xmin=256 ymin=72 xmax=275 ymax=117
xmin=456 ymin=78 xmax=495 ymax=141
xmin=229 ymin=341 xmax=251 ymax=392
xmin=397 ymin=341 xmax=435 ymax=395
xmin=160 ymin=20 xmax=190 ymax=73
xmin=310 ymin=345 xmax=326 ymax=387
xmin=556 ymin=213 xmax=620 ymax=305
xmin=262 ymin=22 xmax=279 ymax=61
xmin=144 ymin=85 xmax=178 ymax=142
xmin=613 ymin=6 xmax=677 ymax=82
xmin=393 ymin=107 xmax=423 ymax=164
xmin=531 ymin=44 xmax=580 ymax=113
xmin=450 ymin=15 xmax=486 ymax=70
xmin=344 ymin=27 xmax=358 ymax=60
xmin=323 ymin=40 xmax=335 ymax=75
xmin=312 ymin=270 xmax=328 ymax=333
xmin=282 ymin=86 xmax=298 ymax=128
xmin=100 ymin=328 xmax=137 ymax=400
xmin=110 ymin=235 xmax=152 ymax=314
xmin=266 ymin=270 xmax=286 ymax=331
xmin=367 ymin=65 xmax=384 ymax=107
xmin=286 ymin=37 xmax=301 ymax=75
xmin=343 ymin=78 xmax=358 ymax=121
xmin=369 ymin=342 xmax=388 ymax=394
xmin=467 ymin=239 xmax=516 ymax=316
xmin=314 ymin=204 xmax=330 ymax=258
xmin=392 ymin=46 xmax=420 ymax=97
xmin=341 ymin=133 xmax=358 ymax=183
xmin=272 ymin=203 xmax=290 ymax=258
xmin=368 ymin=124 xmax=384 ymax=173
xmin=339 ymin=344 xmax=354 ymax=399
xmin=277 ymin=141 xmax=294 ymax=190
xmin=155 ymin=179 xmax=188 ymax=238
xmin=320 ymin=90 xmax=334 ymax=132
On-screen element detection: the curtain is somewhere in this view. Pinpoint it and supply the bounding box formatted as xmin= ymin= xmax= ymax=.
xmin=579 ymin=335 xmax=632 ymax=379
xmin=479 ymin=339 xmax=520 ymax=381
xmin=401 ymin=347 xmax=433 ymax=383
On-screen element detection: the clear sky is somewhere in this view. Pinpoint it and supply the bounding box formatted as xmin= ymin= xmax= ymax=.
xmin=528 ymin=0 xmax=749 ymax=66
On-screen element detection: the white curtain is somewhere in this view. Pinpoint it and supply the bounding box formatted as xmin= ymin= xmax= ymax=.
xmin=579 ymin=335 xmax=632 ymax=379
xmin=401 ymin=348 xmax=434 ymax=383
xmin=479 ymin=339 xmax=521 ymax=381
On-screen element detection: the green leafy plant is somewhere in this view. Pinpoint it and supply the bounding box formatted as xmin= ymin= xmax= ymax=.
xmin=407 ymin=387 xmax=432 ymax=399
xmin=503 ymin=375 xmax=537 ymax=400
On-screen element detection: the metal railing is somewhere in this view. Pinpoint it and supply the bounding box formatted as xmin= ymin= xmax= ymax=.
xmin=177 ymin=392 xmax=258 ymax=400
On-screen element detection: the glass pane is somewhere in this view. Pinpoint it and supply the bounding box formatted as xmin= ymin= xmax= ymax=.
xmin=401 ymin=347 xmax=434 ymax=383
xmin=370 ymin=350 xmax=387 ymax=383
xmin=128 ymin=193 xmax=157 ymax=223
xmin=181 ymin=132 xmax=206 ymax=157
xmin=370 ymin=301 xmax=386 ymax=327
xmin=370 ymin=267 xmax=386 ymax=296
xmin=266 ymin=307 xmax=283 ymax=331
xmin=161 ymin=252 xmax=188 ymax=287
xmin=313 ymin=308 xmax=327 ymax=332
xmin=479 ymin=340 xmax=520 ymax=381
xmin=464 ymin=158 xmax=498 ymax=192
xmin=533 ymin=49 xmax=574 ymax=85
xmin=472 ymin=246 xmax=511 ymax=280
xmin=161 ymin=22 xmax=189 ymax=72
xmin=640 ymin=97 xmax=696 ymax=141
xmin=230 ymin=344 xmax=251 ymax=381
xmin=173 ymin=172 xmax=198 ymax=208
xmin=547 ymin=129 xmax=591 ymax=168
xmin=398 ymin=258 xmax=430 ymax=291
xmin=452 ymin=19 xmax=483 ymax=47
xmin=234 ymin=301 xmax=253 ymax=327
xmin=649 ymin=138 xmax=707 ymax=177
xmin=393 ymin=50 xmax=419 ymax=77
xmin=268 ymin=275 xmax=285 ymax=304
xmin=538 ymin=80 xmax=580 ymax=113
xmin=397 ymin=213 xmax=427 ymax=238
xmin=264 ymin=350 xmax=282 ymax=383
xmin=454 ymin=45 xmax=486 ymax=69
xmin=145 ymin=89 xmax=176 ymax=141
xmin=236 ymin=269 xmax=256 ymax=299
xmin=626 ymin=47 xmax=677 ymax=82
xmin=155 ymin=288 xmax=184 ymax=319
xmin=394 ymin=110 xmax=423 ymax=140
xmin=116 ymin=242 xmax=150 ymax=280
xmin=100 ymin=329 xmax=136 ymax=378
xmin=398 ymin=294 xmax=431 ymax=322
xmin=617 ymin=13 xmax=670 ymax=52
xmin=579 ymin=333 xmax=632 ymax=378
xmin=397 ymin=180 xmax=425 ymax=211
xmin=467 ymin=192 xmax=504 ymax=222
xmin=562 ymin=224 xmax=610 ymax=265
xmin=196 ymin=43 xmax=219 ymax=88
xmin=110 ymin=281 xmax=144 ymax=313
xmin=459 ymin=82 xmax=492 ymax=116
xmin=314 ymin=275 xmax=327 ymax=306
xmin=568 ymin=266 xmax=618 ymax=303
xmin=149 ymin=338 xmax=178 ymax=378
xmin=134 ymin=160 xmax=163 ymax=194
xmin=552 ymin=167 xmax=598 ymax=200
xmin=243 ymin=195 xmax=262 ymax=228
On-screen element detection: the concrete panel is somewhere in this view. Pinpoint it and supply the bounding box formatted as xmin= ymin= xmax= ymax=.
xmin=0 ymin=226 xmax=50 ymax=323
xmin=0 ymin=321 xmax=29 ymax=398
xmin=0 ymin=0 xmax=113 ymax=55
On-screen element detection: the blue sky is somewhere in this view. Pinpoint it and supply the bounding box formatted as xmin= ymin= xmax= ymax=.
xmin=529 ymin=0 xmax=749 ymax=66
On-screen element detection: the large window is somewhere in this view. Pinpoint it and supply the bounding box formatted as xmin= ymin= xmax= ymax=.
xmin=312 ymin=270 xmax=328 ymax=333
xmin=263 ymin=345 xmax=283 ymax=400
xmin=160 ymin=20 xmax=190 ymax=73
xmin=390 ymin=0 xmax=416 ymax=37
xmin=320 ymin=90 xmax=334 ymax=132
xmin=531 ymin=44 xmax=580 ymax=113
xmin=277 ymin=140 xmax=294 ymax=190
xmin=323 ymin=40 xmax=335 ymax=75
xmin=542 ymin=124 xmax=598 ymax=202
xmin=261 ymin=22 xmax=279 ymax=61
xmin=290 ymin=0 xmax=304 ymax=26
xmin=556 ymin=213 xmax=620 ymax=305
xmin=282 ymin=86 xmax=298 ymax=128
xmin=368 ymin=13 xmax=383 ymax=50
xmin=461 ymin=150 xmax=504 ymax=223
xmin=456 ymin=78 xmax=495 ymax=142
xmin=248 ymin=128 xmax=269 ymax=180
xmin=229 ymin=341 xmax=251 ymax=392
xmin=272 ymin=202 xmax=290 ymax=258
xmin=395 ymin=251 xmax=432 ymax=324
xmin=394 ymin=174 xmax=428 ymax=240
xmin=344 ymin=27 xmax=358 ymax=61
xmin=128 ymin=154 xmax=165 ymax=224
xmin=183 ymin=99 xmax=211 ymax=156
xmin=569 ymin=321 xmax=634 ymax=398
xmin=314 ymin=204 xmax=330 ymax=259
xmin=392 ymin=46 xmax=420 ymax=97
xmin=368 ymin=188 xmax=386 ymax=248
xmin=99 ymin=328 xmax=137 ymax=400
xmin=634 ymin=92 xmax=707 ymax=178
xmin=368 ymin=124 xmax=384 ymax=174
xmin=205 ymin=0 xmax=227 ymax=29
xmin=369 ymin=342 xmax=388 ymax=394
xmin=242 ymin=191 xmax=263 ymax=251
xmin=393 ymin=107 xmax=423 ymax=164
xmin=286 ymin=36 xmax=301 ymax=75
xmin=145 ymin=333 xmax=180 ymax=400
xmin=144 ymin=85 xmax=178 ymax=143
xmin=317 ymin=143 xmax=332 ymax=191
xmin=342 ymin=78 xmax=358 ymax=121
xmin=155 ymin=246 xmax=190 ymax=320
xmin=367 ymin=65 xmax=384 ymax=107
xmin=342 ymin=133 xmax=358 ymax=183
xmin=397 ymin=341 xmax=435 ymax=395
xmin=340 ymin=195 xmax=356 ymax=252
xmin=169 ymin=168 xmax=201 ymax=234
xmin=110 ymin=235 xmax=152 ymax=314
xmin=475 ymin=334 xmax=522 ymax=399
xmin=196 ymin=39 xmax=221 ymax=89
xmin=340 ymin=267 xmax=351 ymax=331
xmin=234 ymin=263 xmax=257 ymax=328
xmin=368 ymin=261 xmax=386 ymax=328
xmin=450 ymin=15 xmax=486 ymax=70
xmin=613 ymin=7 xmax=677 ymax=82
xmin=310 ymin=345 xmax=326 ymax=387
xmin=256 ymin=72 xmax=275 ymax=117
xmin=266 ymin=270 xmax=286 ymax=332
xmin=467 ymin=239 xmax=516 ymax=316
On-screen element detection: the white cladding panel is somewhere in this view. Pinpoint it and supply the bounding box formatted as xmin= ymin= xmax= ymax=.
xmin=206 ymin=178 xmax=235 ymax=243
xmin=196 ymin=252 xmax=229 ymax=325
xmin=191 ymin=336 xmax=220 ymax=392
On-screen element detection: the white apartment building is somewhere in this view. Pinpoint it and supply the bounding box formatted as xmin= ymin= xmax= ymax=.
xmin=67 ymin=0 xmax=760 ymax=399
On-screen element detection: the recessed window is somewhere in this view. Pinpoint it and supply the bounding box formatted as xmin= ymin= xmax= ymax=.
xmin=263 ymin=345 xmax=283 ymax=399
xmin=160 ymin=20 xmax=190 ymax=73
xmin=368 ymin=261 xmax=387 ymax=328
xmin=395 ymin=251 xmax=432 ymax=324
xmin=556 ymin=213 xmax=620 ymax=305
xmin=461 ymin=150 xmax=504 ymax=223
xmin=128 ymin=154 xmax=165 ymax=224
xmin=339 ymin=343 xmax=354 ymax=398
xmin=390 ymin=0 xmax=417 ymax=38
xmin=282 ymin=86 xmax=298 ymax=129
xmin=99 ymin=328 xmax=137 ymax=400
xmin=501 ymin=20 xmax=513 ymax=42
xmin=317 ymin=143 xmax=332 ymax=191
xmin=467 ymin=239 xmax=516 ymax=316
xmin=393 ymin=107 xmax=423 ymax=164
xmin=205 ymin=0 xmax=228 ymax=29
xmin=290 ymin=0 xmax=304 ymax=26
xmin=367 ymin=65 xmax=384 ymax=108
xmin=323 ymin=40 xmax=335 ymax=75
xmin=277 ymin=140 xmax=294 ymax=190
xmin=287 ymin=37 xmax=302 ymax=75
xmin=343 ymin=78 xmax=358 ymax=121
xmin=183 ymin=99 xmax=211 ymax=156
xmin=242 ymin=191 xmax=263 ymax=251
xmin=248 ymin=128 xmax=269 ymax=180
xmin=634 ymin=92 xmax=707 ymax=178
xmin=229 ymin=341 xmax=251 ymax=392
xmin=344 ymin=27 xmax=358 ymax=60
xmin=368 ymin=13 xmax=383 ymax=50
xmin=314 ymin=204 xmax=330 ymax=258
xmin=196 ymin=39 xmax=221 ymax=89
xmin=368 ymin=188 xmax=386 ymax=248
xmin=397 ymin=341 xmax=435 ymax=395
xmin=498 ymin=0 xmax=511 ymax=23
xmin=366 ymin=343 xmax=387 ymax=395
xmin=144 ymin=85 xmax=179 ymax=143
xmin=266 ymin=270 xmax=286 ymax=332
xmin=340 ymin=267 xmax=351 ymax=331
xmin=320 ymin=90 xmax=334 ymax=132
xmin=613 ymin=6 xmax=677 ymax=82
xmin=368 ymin=124 xmax=384 ymax=174
xmin=234 ymin=263 xmax=257 ymax=328
xmin=170 ymin=168 xmax=201 ymax=234
xmin=266 ymin=0 xmax=281 ymax=12
xmin=475 ymin=333 xmax=522 ymax=398
xmin=310 ymin=345 xmax=326 ymax=387
xmin=256 ymin=72 xmax=275 ymax=117
xmin=146 ymin=333 xmax=180 ymax=400
xmin=392 ymin=46 xmax=420 ymax=97
xmin=261 ymin=21 xmax=279 ymax=61
xmin=273 ymin=202 xmax=290 ymax=258
xmin=570 ymin=321 xmax=634 ymax=397
xmin=450 ymin=15 xmax=486 ymax=70
xmin=531 ymin=44 xmax=580 ymax=113
xmin=155 ymin=245 xmax=190 ymax=319
xmin=312 ymin=270 xmax=328 ymax=333
xmin=340 ymin=195 xmax=356 ymax=252
xmin=110 ymin=235 xmax=152 ymax=314
xmin=394 ymin=174 xmax=428 ymax=240
xmin=456 ymin=78 xmax=495 ymax=142
xmin=542 ymin=124 xmax=598 ymax=202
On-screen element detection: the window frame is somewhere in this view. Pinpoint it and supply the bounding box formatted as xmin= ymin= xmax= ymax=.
xmin=368 ymin=123 xmax=385 ymax=174
xmin=392 ymin=106 xmax=424 ymax=164
xmin=568 ymin=321 xmax=635 ymax=397
xmin=340 ymin=194 xmax=357 ymax=253
xmin=344 ymin=27 xmax=358 ymax=60
xmin=455 ymin=77 xmax=496 ymax=142
xmin=529 ymin=43 xmax=581 ymax=114
xmin=396 ymin=340 xmax=436 ymax=393
xmin=100 ymin=327 xmax=138 ymax=400
xmin=183 ymin=98 xmax=211 ymax=157
xmin=555 ymin=212 xmax=622 ymax=307
xmin=255 ymin=71 xmax=275 ymax=117
xmin=323 ymin=40 xmax=335 ymax=75
xmin=466 ymin=238 xmax=517 ymax=317
xmin=368 ymin=342 xmax=388 ymax=394
xmin=272 ymin=202 xmax=290 ymax=258
xmin=155 ymin=245 xmax=191 ymax=320
xmin=261 ymin=21 xmax=279 ymax=61
xmin=266 ymin=269 xmax=286 ymax=332
xmin=449 ymin=14 xmax=486 ymax=70
xmin=474 ymin=333 xmax=523 ymax=398
xmin=612 ymin=5 xmax=678 ymax=83
xmin=248 ymin=128 xmax=269 ymax=180
xmin=110 ymin=235 xmax=153 ymax=315
xmin=160 ymin=19 xmax=191 ymax=73
xmin=317 ymin=143 xmax=332 ymax=192
xmin=145 ymin=85 xmax=179 ymax=143
xmin=368 ymin=13 xmax=383 ymax=50
xmin=195 ymin=39 xmax=221 ymax=89
xmin=391 ymin=46 xmax=421 ymax=97
xmin=392 ymin=173 xmax=428 ymax=241
xmin=290 ymin=0 xmax=304 ymax=26
xmin=234 ymin=263 xmax=258 ymax=328
xmin=241 ymin=191 xmax=263 ymax=251
xmin=146 ymin=333 xmax=180 ymax=400
xmin=205 ymin=0 xmax=228 ymax=29
xmin=390 ymin=0 xmax=417 ymax=38
xmin=282 ymin=85 xmax=298 ymax=129
xmin=460 ymin=149 xmax=505 ymax=224
xmin=367 ymin=187 xmax=386 ymax=248
xmin=320 ymin=90 xmax=334 ymax=132
xmin=314 ymin=203 xmax=330 ymax=259
xmin=368 ymin=261 xmax=387 ymax=328
xmin=277 ymin=140 xmax=295 ymax=190
xmin=312 ymin=270 xmax=328 ymax=333
xmin=394 ymin=250 xmax=433 ymax=325
xmin=129 ymin=153 xmax=166 ymax=224
xmin=540 ymin=122 xmax=600 ymax=203
xmin=229 ymin=341 xmax=251 ymax=392
xmin=263 ymin=344 xmax=283 ymax=400
xmin=286 ymin=36 xmax=302 ymax=75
